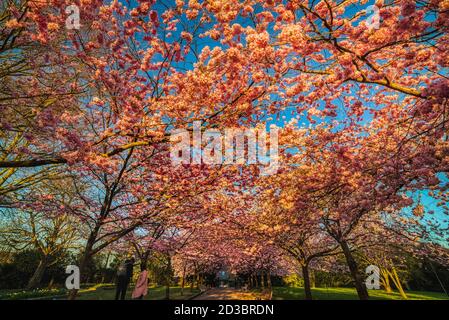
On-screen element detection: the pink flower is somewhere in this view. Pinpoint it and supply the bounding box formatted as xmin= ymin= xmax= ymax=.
xmin=150 ymin=10 xmax=158 ymax=24
xmin=186 ymin=9 xmax=199 ymax=20
xmin=181 ymin=31 xmax=193 ymax=42
xmin=401 ymin=1 xmax=416 ymax=16
xmin=5 ymin=18 xmax=22 ymax=29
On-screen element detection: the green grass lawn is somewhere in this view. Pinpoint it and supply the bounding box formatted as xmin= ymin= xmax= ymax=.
xmin=0 ymin=285 xmax=201 ymax=300
xmin=76 ymin=285 xmax=201 ymax=300
xmin=0 ymin=288 xmax=67 ymax=300
xmin=272 ymin=286 xmax=449 ymax=300
xmin=3 ymin=285 xmax=447 ymax=300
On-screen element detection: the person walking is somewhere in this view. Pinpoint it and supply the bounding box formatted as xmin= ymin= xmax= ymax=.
xmin=132 ymin=263 xmax=149 ymax=300
xmin=115 ymin=257 xmax=135 ymax=300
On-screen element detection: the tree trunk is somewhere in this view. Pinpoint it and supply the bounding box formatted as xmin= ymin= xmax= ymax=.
xmin=380 ymin=268 xmax=392 ymax=293
xmin=267 ymin=272 xmax=272 ymax=290
xmin=27 ymin=258 xmax=48 ymax=290
xmin=101 ymin=251 xmax=111 ymax=283
xmin=195 ymin=273 xmax=200 ymax=289
xmin=340 ymin=240 xmax=369 ymax=300
xmin=261 ymin=273 xmax=265 ymax=289
xmin=181 ymin=264 xmax=186 ymax=296
xmin=48 ymin=276 xmax=55 ymax=289
xmin=429 ymin=261 xmax=448 ymax=296
xmin=68 ymin=230 xmax=97 ymax=300
xmin=165 ymin=284 xmax=170 ymax=300
xmin=389 ymin=267 xmax=408 ymax=299
xmin=310 ymin=269 xmax=316 ymax=288
xmin=302 ymin=264 xmax=313 ymax=300
xmin=166 ymin=257 xmax=172 ymax=299
xmin=267 ymin=272 xmax=272 ymax=299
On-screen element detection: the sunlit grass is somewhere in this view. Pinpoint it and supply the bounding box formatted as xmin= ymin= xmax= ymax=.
xmin=272 ymin=287 xmax=449 ymax=300
xmin=77 ymin=285 xmax=201 ymax=300
xmin=0 ymin=285 xmax=201 ymax=300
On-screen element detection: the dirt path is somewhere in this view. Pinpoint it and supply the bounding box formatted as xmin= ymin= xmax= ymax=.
xmin=193 ymin=288 xmax=260 ymax=300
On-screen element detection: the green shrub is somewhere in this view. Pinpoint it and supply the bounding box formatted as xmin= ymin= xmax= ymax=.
xmin=283 ymin=274 xmax=304 ymax=287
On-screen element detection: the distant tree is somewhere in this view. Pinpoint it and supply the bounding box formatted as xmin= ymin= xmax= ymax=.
xmin=0 ymin=178 xmax=82 ymax=289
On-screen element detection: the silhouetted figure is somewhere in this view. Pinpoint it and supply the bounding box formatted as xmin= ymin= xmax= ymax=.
xmin=115 ymin=257 xmax=135 ymax=300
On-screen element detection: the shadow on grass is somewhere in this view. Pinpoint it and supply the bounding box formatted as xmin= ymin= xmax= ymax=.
xmin=77 ymin=286 xmax=201 ymax=300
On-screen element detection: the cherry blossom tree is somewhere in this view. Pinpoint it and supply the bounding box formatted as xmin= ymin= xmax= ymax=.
xmin=1 ymin=0 xmax=449 ymax=300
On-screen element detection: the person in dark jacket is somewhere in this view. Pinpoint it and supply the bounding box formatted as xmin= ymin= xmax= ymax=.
xmin=115 ymin=257 xmax=135 ymax=300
